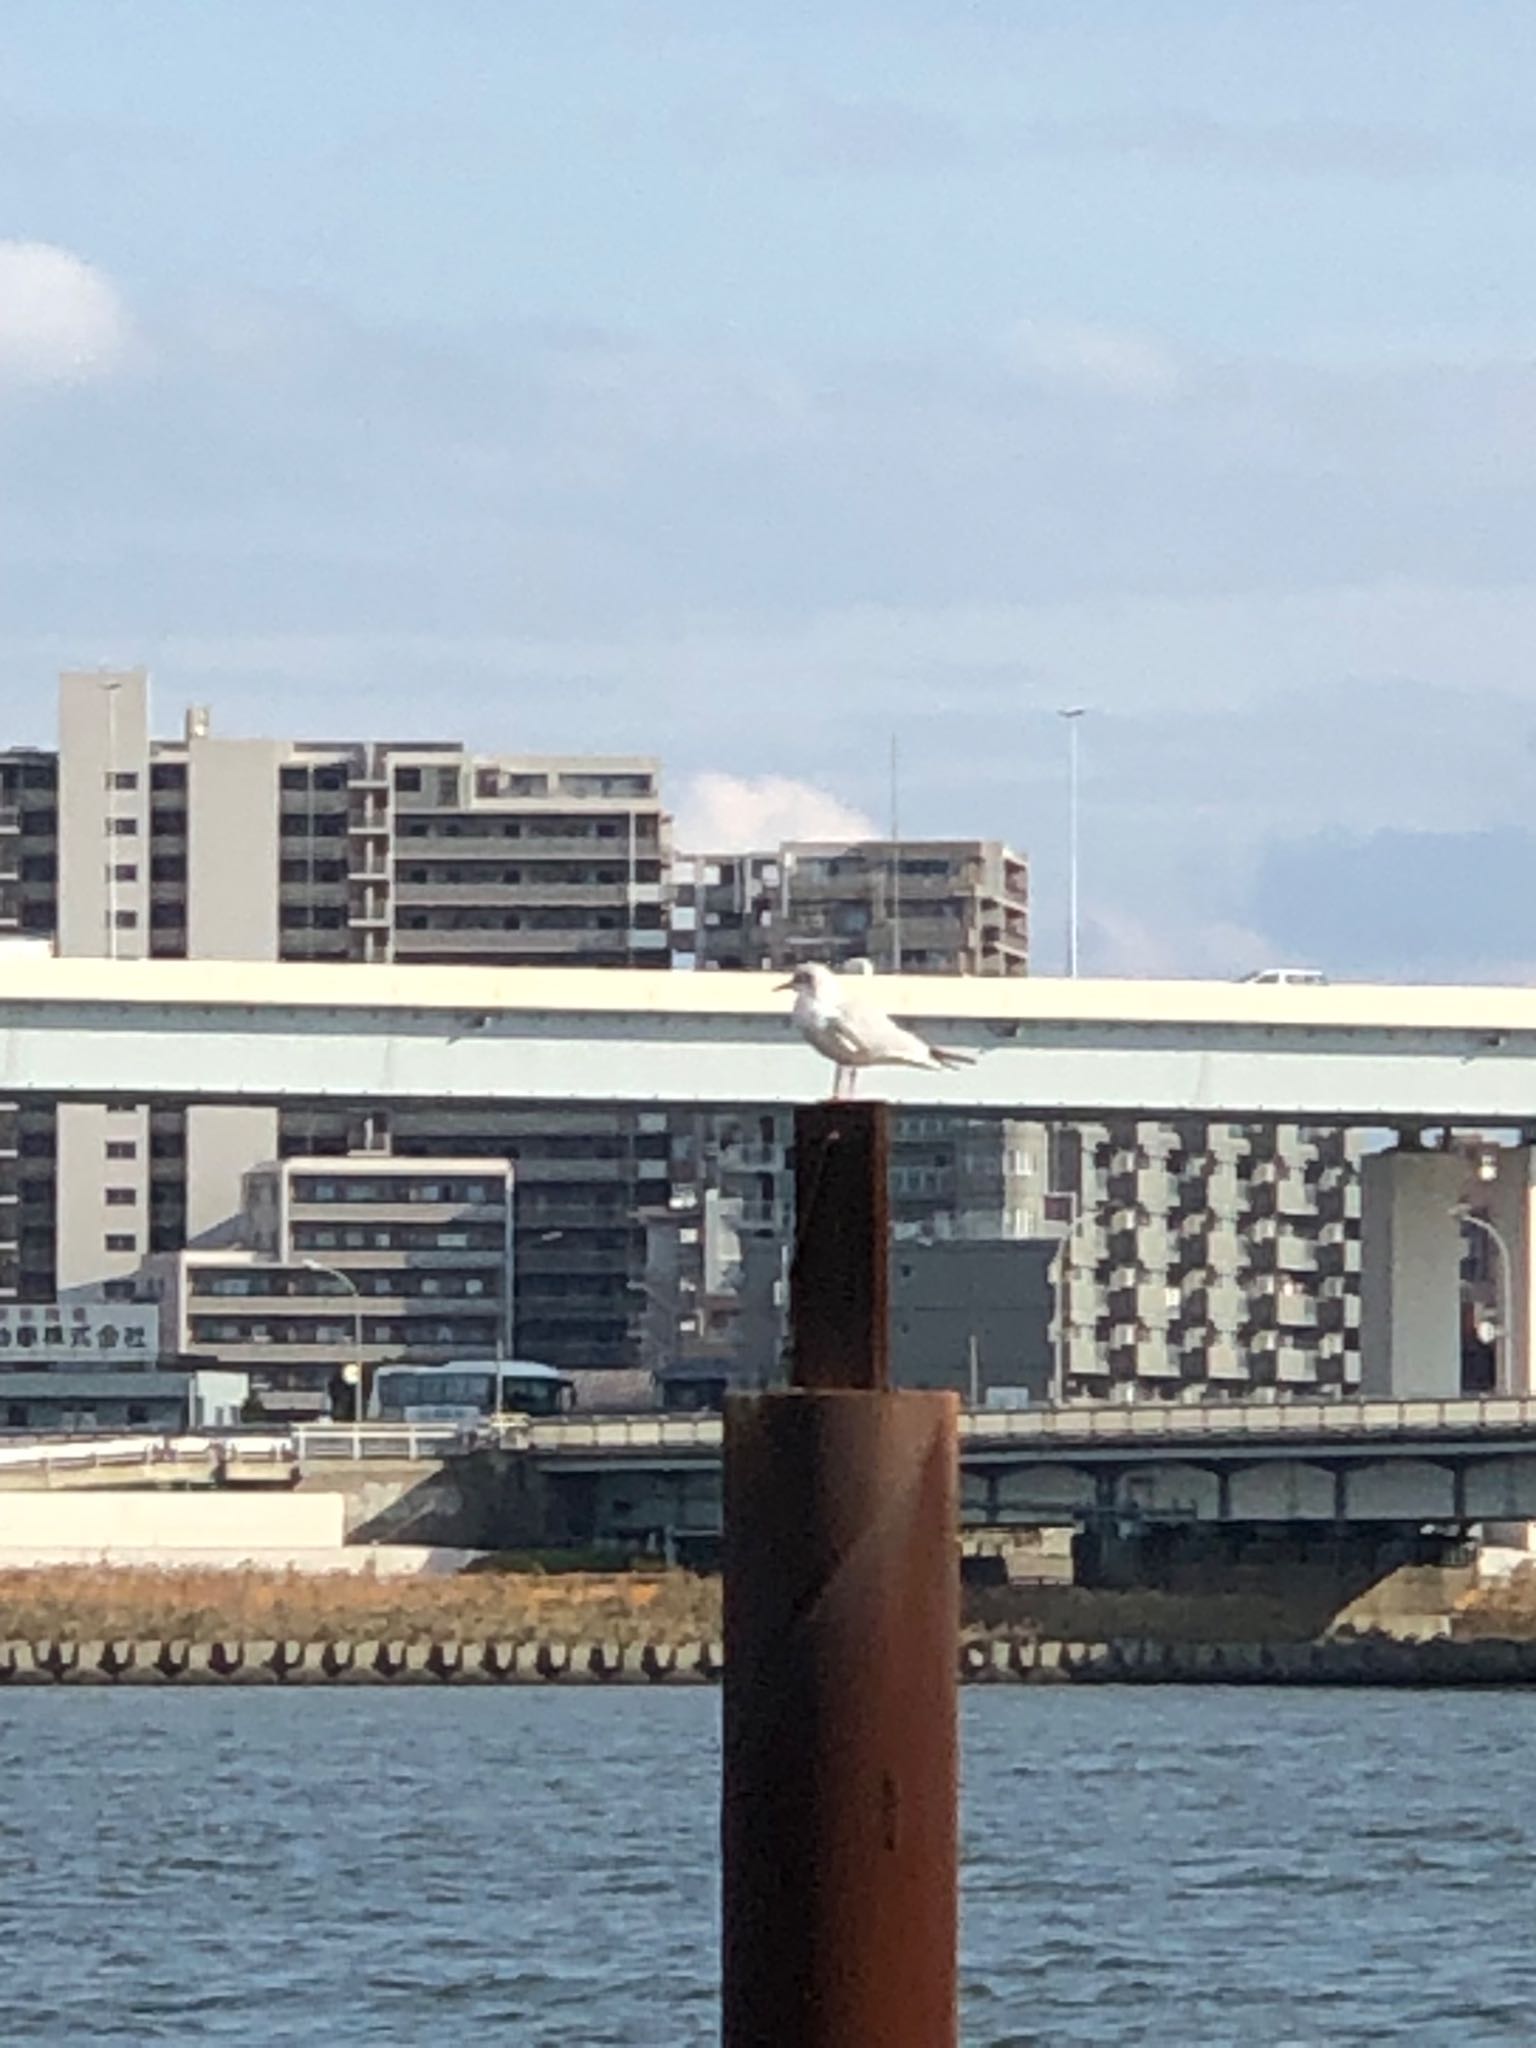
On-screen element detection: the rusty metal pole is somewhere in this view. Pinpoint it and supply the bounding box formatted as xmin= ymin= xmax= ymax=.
xmin=722 ymin=1101 xmax=959 ymax=2048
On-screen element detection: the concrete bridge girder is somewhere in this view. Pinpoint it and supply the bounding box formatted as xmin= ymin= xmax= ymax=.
xmin=963 ymin=1465 xmax=1097 ymax=1520
xmin=1226 ymin=1461 xmax=1338 ymax=1522
xmin=1462 ymin=1453 xmax=1536 ymax=1519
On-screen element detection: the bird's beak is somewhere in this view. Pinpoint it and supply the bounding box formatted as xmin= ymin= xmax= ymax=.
xmin=774 ymin=979 xmax=795 ymax=992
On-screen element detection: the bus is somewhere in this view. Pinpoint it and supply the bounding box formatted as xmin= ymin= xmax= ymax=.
xmin=369 ymin=1360 xmax=572 ymax=1423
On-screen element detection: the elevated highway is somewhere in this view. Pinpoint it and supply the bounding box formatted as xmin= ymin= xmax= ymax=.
xmin=0 ymin=957 xmax=1533 ymax=1119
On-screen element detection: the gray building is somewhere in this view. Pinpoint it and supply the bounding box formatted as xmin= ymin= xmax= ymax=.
xmin=659 ymin=837 xmax=1042 ymax=1371
xmin=1052 ymin=1118 xmax=1363 ymax=1401
xmin=1 ymin=670 xmax=671 ymax=1379
xmin=676 ymin=838 xmax=1029 ymax=978
xmin=891 ymin=1239 xmax=1056 ymax=1401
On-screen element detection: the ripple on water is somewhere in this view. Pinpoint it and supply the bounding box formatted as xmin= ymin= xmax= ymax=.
xmin=3 ymin=1687 xmax=1535 ymax=2043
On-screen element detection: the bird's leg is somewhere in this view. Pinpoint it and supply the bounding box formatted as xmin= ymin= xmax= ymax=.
xmin=847 ymin=1066 xmax=859 ymax=1099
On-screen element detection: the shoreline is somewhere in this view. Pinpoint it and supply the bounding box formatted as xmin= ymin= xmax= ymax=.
xmin=10 ymin=1633 xmax=1536 ymax=1687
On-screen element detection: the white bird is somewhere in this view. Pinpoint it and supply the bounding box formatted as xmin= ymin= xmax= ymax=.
xmin=777 ymin=962 xmax=978 ymax=1099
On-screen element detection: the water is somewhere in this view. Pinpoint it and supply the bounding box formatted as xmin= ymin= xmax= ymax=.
xmin=0 ymin=1688 xmax=1530 ymax=2044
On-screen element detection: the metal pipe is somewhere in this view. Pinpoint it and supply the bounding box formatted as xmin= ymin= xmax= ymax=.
xmin=722 ymin=1389 xmax=958 ymax=2046
xmin=722 ymin=1101 xmax=958 ymax=2048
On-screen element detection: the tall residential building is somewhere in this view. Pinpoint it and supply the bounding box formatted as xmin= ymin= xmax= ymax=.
xmin=4 ymin=670 xmax=672 ymax=1380
xmin=668 ymin=840 xmax=1364 ymax=1400
xmin=146 ymin=1156 xmax=515 ymax=1410
xmin=1052 ymin=1118 xmax=1364 ymax=1400
xmin=676 ymin=839 xmax=1029 ymax=977
xmin=658 ymin=837 xmax=1042 ymax=1369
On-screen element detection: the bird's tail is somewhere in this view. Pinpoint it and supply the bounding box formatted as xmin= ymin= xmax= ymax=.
xmin=933 ymin=1046 xmax=977 ymax=1069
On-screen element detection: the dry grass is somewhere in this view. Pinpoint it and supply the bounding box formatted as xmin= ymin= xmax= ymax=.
xmin=1451 ymin=1563 xmax=1536 ymax=1640
xmin=0 ymin=1564 xmax=723 ymax=1646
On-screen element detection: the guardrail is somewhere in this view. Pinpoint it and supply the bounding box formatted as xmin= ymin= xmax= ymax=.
xmin=957 ymin=1397 xmax=1536 ymax=1447
xmin=292 ymin=1423 xmax=478 ymax=1463
xmin=4 ymin=1398 xmax=1536 ymax=1481
xmin=517 ymin=1397 xmax=1536 ymax=1462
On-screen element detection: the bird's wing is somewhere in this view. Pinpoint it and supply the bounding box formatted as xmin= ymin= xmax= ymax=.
xmin=817 ymin=1012 xmax=877 ymax=1064
xmin=842 ymin=1003 xmax=940 ymax=1068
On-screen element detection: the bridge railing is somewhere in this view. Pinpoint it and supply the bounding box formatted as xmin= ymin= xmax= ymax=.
xmin=524 ymin=1414 xmax=724 ymax=1454
xmin=0 ymin=1433 xmax=227 ymax=1478
xmin=292 ymin=1423 xmax=475 ymax=1463
xmin=958 ymin=1396 xmax=1536 ymax=1447
xmin=520 ymin=1397 xmax=1536 ymax=1461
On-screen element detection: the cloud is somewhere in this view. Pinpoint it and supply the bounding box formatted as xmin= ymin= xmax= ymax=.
xmin=0 ymin=242 xmax=130 ymax=387
xmin=1008 ymin=318 xmax=1184 ymax=401
xmin=675 ymin=772 xmax=878 ymax=854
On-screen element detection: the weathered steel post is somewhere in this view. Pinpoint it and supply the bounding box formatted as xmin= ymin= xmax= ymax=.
xmin=722 ymin=1101 xmax=959 ymax=2048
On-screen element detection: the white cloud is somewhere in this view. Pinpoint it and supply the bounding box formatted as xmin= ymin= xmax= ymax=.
xmin=0 ymin=241 xmax=130 ymax=387
xmin=675 ymin=771 xmax=877 ymax=854
xmin=1009 ymin=317 xmax=1184 ymax=400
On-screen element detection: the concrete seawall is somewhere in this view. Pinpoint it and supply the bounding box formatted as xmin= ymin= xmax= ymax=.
xmin=6 ymin=1635 xmax=1536 ymax=1686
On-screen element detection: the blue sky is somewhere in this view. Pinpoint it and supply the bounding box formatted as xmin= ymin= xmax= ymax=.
xmin=5 ymin=3 xmax=1536 ymax=976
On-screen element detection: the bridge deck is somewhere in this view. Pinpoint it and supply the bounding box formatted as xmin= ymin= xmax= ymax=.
xmin=0 ymin=959 xmax=1533 ymax=1115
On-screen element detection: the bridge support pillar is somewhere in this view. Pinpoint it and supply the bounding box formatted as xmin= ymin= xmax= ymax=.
xmin=1464 ymin=1147 xmax=1536 ymax=1398
xmin=1361 ymin=1149 xmax=1465 ymax=1398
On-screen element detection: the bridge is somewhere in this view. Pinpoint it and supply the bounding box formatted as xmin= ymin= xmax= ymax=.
xmin=511 ymin=1398 xmax=1536 ymax=1545
xmin=7 ymin=1403 xmax=1536 ymax=1565
xmin=0 ymin=957 xmax=1534 ymax=1119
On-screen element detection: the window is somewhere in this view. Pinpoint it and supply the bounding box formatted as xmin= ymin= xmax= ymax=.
xmin=126 ymin=1404 xmax=149 ymax=1426
xmin=280 ymin=767 xmax=309 ymax=792
xmin=150 ymin=763 xmax=186 ymax=792
xmin=104 ymin=1232 xmax=136 ymax=1252
xmin=105 ymin=770 xmax=139 ymax=791
xmin=105 ymin=1186 xmax=137 ymax=1206
xmin=113 ymin=910 xmax=138 ymax=929
xmin=103 ymin=1280 xmax=137 ymax=1301
xmin=109 ymin=816 xmax=139 ymax=836
xmin=394 ymin=767 xmax=422 ymax=793
xmin=5 ymin=1404 xmax=26 ymax=1428
xmin=110 ymin=862 xmax=137 ymax=883
xmin=150 ymin=855 xmax=186 ymax=882
xmin=105 ymin=1140 xmax=137 ymax=1161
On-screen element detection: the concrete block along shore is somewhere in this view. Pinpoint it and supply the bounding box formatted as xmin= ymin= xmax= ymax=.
xmin=8 ymin=1634 xmax=1536 ymax=1687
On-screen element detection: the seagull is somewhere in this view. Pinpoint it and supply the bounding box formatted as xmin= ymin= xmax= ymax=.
xmin=777 ymin=962 xmax=978 ymax=1100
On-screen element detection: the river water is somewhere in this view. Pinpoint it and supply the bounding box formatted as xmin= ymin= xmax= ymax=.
xmin=0 ymin=1687 xmax=1528 ymax=2044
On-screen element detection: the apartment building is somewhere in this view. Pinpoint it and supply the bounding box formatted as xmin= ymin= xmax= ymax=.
xmin=2 ymin=669 xmax=670 ymax=1379
xmin=147 ymin=1157 xmax=514 ymax=1405
xmin=1053 ymin=1119 xmax=1364 ymax=1400
xmin=676 ymin=839 xmax=1029 ymax=977
xmin=658 ymin=837 xmax=1040 ymax=1368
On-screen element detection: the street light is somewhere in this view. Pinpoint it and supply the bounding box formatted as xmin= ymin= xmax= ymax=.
xmin=1452 ymin=1206 xmax=1517 ymax=1395
xmin=299 ymin=1261 xmax=363 ymax=1427
xmin=1057 ymin=707 xmax=1087 ymax=979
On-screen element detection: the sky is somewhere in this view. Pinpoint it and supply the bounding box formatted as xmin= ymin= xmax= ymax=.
xmin=4 ymin=2 xmax=1536 ymax=978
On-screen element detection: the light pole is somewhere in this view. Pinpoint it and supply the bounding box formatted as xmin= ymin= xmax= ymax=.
xmin=300 ymin=1261 xmax=363 ymax=1428
xmin=1453 ymin=1206 xmax=1517 ymax=1395
xmin=1058 ymin=707 xmax=1086 ymax=978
